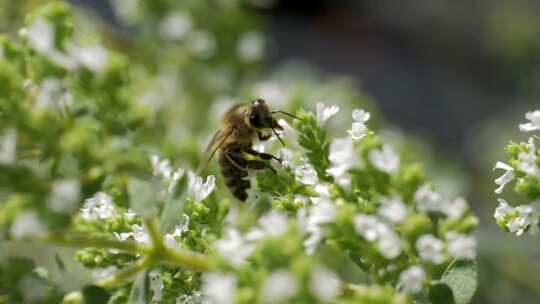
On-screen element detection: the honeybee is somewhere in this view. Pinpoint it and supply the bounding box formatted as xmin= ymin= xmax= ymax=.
xmin=198 ymin=99 xmax=297 ymax=201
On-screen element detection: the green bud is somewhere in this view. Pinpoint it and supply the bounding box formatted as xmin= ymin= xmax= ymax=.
xmin=401 ymin=214 xmax=433 ymax=241
xmin=62 ymin=291 xmax=83 ymax=304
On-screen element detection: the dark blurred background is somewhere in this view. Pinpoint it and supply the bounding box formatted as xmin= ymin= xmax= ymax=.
xmin=65 ymin=0 xmax=540 ymax=302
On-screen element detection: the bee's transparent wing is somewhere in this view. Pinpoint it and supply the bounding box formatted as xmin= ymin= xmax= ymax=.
xmin=197 ymin=127 xmax=235 ymax=175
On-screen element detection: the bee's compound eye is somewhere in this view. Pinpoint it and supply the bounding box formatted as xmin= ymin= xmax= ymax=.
xmin=249 ymin=112 xmax=262 ymax=128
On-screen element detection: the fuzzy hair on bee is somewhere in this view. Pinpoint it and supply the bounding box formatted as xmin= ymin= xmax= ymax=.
xmin=198 ymin=99 xmax=298 ymax=201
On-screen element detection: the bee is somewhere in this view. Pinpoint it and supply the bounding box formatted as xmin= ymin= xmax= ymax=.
xmin=198 ymin=99 xmax=298 ymax=201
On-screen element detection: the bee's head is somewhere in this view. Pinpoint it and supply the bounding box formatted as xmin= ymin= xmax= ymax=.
xmin=248 ymin=99 xmax=282 ymax=130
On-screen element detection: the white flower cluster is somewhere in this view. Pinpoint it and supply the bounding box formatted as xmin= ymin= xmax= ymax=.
xmin=80 ymin=192 xmax=116 ymax=220
xmin=353 ymin=214 xmax=402 ymax=259
xmin=494 ymin=199 xmax=539 ymax=236
xmin=79 ymin=191 xmax=190 ymax=250
xmin=493 ymin=110 xmax=540 ymax=236
xmin=24 ymin=18 xmax=109 ymax=73
xmin=201 ymin=266 xmax=341 ymax=304
xmin=214 ymin=211 xmax=289 ymax=266
xmin=414 ymin=185 xmax=468 ymax=219
xmin=416 ymin=233 xmax=476 ymax=263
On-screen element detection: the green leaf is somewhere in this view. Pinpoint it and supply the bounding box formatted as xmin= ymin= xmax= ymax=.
xmin=127 ymin=271 xmax=150 ymax=304
xmin=428 ymin=282 xmax=454 ymax=304
xmin=82 ymin=285 xmax=111 ymax=304
xmin=128 ymin=178 xmax=157 ymax=219
xmin=441 ymin=260 xmax=477 ymax=304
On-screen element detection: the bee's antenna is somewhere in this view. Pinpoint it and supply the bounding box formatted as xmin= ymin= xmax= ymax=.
xmin=271 ymin=110 xmax=299 ymax=120
xmin=271 ymin=126 xmax=286 ymax=146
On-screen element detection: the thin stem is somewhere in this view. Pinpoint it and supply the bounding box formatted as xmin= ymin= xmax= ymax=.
xmin=38 ymin=233 xmax=152 ymax=254
xmin=162 ymin=246 xmax=213 ymax=272
xmin=97 ymin=257 xmax=153 ymax=289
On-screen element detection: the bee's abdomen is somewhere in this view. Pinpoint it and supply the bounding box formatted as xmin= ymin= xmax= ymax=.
xmin=218 ymin=151 xmax=249 ymax=201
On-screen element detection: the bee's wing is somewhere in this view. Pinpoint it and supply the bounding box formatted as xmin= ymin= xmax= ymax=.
xmin=197 ymin=126 xmax=236 ymax=175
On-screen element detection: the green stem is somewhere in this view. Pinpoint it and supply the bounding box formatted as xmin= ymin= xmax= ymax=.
xmin=38 ymin=233 xmax=152 ymax=254
xmin=144 ymin=218 xmax=163 ymax=249
xmin=162 ymin=246 xmax=213 ymax=272
xmin=97 ymin=257 xmax=153 ymax=289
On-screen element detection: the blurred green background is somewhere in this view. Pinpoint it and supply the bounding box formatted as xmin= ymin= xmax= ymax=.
xmin=2 ymin=0 xmax=540 ymax=303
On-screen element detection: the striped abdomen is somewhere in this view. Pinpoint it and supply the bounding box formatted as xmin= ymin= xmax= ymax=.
xmin=218 ymin=149 xmax=249 ymax=201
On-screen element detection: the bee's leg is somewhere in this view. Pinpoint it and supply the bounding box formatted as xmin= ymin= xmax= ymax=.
xmin=225 ymin=150 xmax=248 ymax=172
xmin=243 ymin=148 xmax=281 ymax=162
xmin=258 ymin=131 xmax=272 ymax=141
xmin=246 ymin=160 xmax=276 ymax=173
xmin=226 ymin=150 xmax=274 ymax=172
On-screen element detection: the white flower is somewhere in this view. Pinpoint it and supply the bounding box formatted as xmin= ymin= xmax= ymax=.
xmin=114 ymin=224 xmax=150 ymax=244
xmin=493 ymin=161 xmax=515 ymax=194
xmin=177 ymin=291 xmax=202 ymax=304
xmin=309 ymin=266 xmax=340 ymax=302
xmin=237 ymin=31 xmax=264 ymax=63
xmin=316 ymin=102 xmax=339 ymax=126
xmin=26 ymin=18 xmax=55 ymax=54
xmin=416 ymin=234 xmax=445 ymax=264
xmin=354 ymin=214 xmax=402 ymax=259
xmin=511 ymin=204 xmax=536 ymax=236
xmin=150 ymin=154 xmax=185 ymax=194
xmin=74 ymin=44 xmax=109 ymax=73
xmin=369 ymin=145 xmax=400 ymax=174
xmin=347 ymin=122 xmax=367 ymax=140
xmin=246 ymin=211 xmax=289 ymax=241
xmin=354 ymin=214 xmax=381 ymax=241
xmin=277 ymin=119 xmax=298 ymax=143
xmin=398 ymin=266 xmax=425 ymax=294
xmin=518 ymin=138 xmax=540 ymax=178
xmin=278 ymin=147 xmax=296 ymax=168
xmin=132 ymin=224 xmax=150 ymax=244
xmin=442 ymin=197 xmax=468 ymax=219
xmin=10 ymin=211 xmax=46 ymax=239
xmin=519 ymin=110 xmax=540 ymax=132
xmin=303 ymin=202 xmax=337 ymax=255
xmin=36 ymin=78 xmax=73 ymax=113
xmin=149 ymin=270 xmax=164 ymax=301
xmin=187 ymin=30 xmax=216 ymax=59
xmin=164 ymin=217 xmax=189 ymax=250
xmin=0 ymin=129 xmax=16 ymax=165
xmin=352 ymin=108 xmax=371 ymax=123
xmin=494 ymin=199 xmax=513 ymax=222
xmin=295 ymin=162 xmax=319 ymax=185
xmin=347 ymin=109 xmax=371 ymax=140
xmin=494 ymin=199 xmax=538 ymax=236
xmin=495 ymin=200 xmax=540 ymax=236
xmin=202 ymin=272 xmax=236 ymax=304
xmin=376 ymin=226 xmax=402 ymax=259
xmin=188 ymin=172 xmax=216 ymax=202
xmin=81 ymin=192 xmax=116 ymax=220
xmin=446 ymin=232 xmax=476 ymax=260
xmin=262 ymin=269 xmax=298 ymax=303
xmin=414 ymin=185 xmax=441 ymax=213
xmin=378 ymin=197 xmax=408 ymax=224
xmin=214 ymin=229 xmax=254 ymax=266
xmin=24 ymin=19 xmax=79 ymax=70
xmin=47 ymin=179 xmax=80 ymax=213
xmin=158 ymin=11 xmax=193 ymax=40
xmin=326 ymin=138 xmax=363 ymax=188
xmin=311 ymin=184 xmax=331 ymax=205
